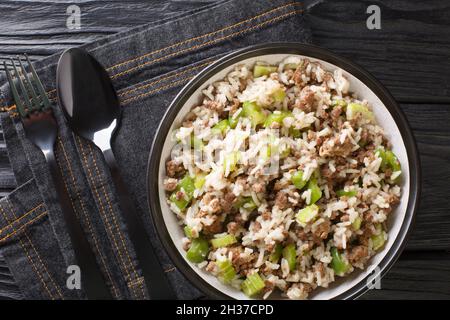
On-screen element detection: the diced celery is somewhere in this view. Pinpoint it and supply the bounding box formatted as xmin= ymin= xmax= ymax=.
xmin=170 ymin=175 xmax=195 ymax=210
xmin=336 ymin=189 xmax=357 ymax=197
xmin=352 ymin=216 xmax=362 ymax=231
xmin=346 ymin=103 xmax=374 ymax=121
xmin=385 ymin=150 xmax=401 ymax=172
xmin=190 ymin=135 xmax=204 ymax=150
xmin=291 ymin=170 xmax=308 ymax=190
xmin=280 ymin=146 xmax=291 ymax=159
xmin=242 ymin=101 xmax=266 ymax=127
xmin=194 ymin=173 xmax=206 ymax=189
xmin=217 ymin=260 xmax=236 ymax=284
xmin=223 ymin=151 xmax=240 ymax=175
xmin=269 ymin=244 xmax=283 ymax=263
xmin=264 ymin=111 xmax=291 ymax=128
xmin=211 ymin=119 xmax=230 ymax=136
xmin=289 ymin=127 xmax=302 ymax=138
xmin=332 ymin=99 xmax=347 ymax=108
xmin=282 ymin=244 xmax=297 ymax=271
xmin=253 ymin=65 xmax=277 ymax=78
xmin=211 ymin=234 xmax=237 ymax=249
xmin=229 ymin=109 xmax=242 ymax=129
xmin=375 ymin=147 xmax=388 ymax=170
xmin=296 ymin=204 xmax=319 ymax=226
xmin=186 ymin=238 xmax=209 ymax=263
xmin=273 ymin=89 xmax=286 ymax=103
xmin=184 ymin=225 xmax=193 ymax=238
xmin=284 ymin=63 xmax=300 ymax=70
xmin=307 ymin=180 xmax=322 ymax=204
xmin=371 ymin=225 xmax=387 ymax=251
xmin=330 ymin=247 xmax=350 ymax=276
xmin=234 ymin=197 xmax=257 ymax=211
xmin=241 ymin=273 xmax=265 ymax=297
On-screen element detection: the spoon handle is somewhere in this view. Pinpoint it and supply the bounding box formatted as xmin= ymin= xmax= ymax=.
xmin=103 ymin=148 xmax=176 ymax=300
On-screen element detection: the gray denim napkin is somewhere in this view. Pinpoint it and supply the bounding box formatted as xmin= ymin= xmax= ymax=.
xmin=0 ymin=0 xmax=311 ymax=299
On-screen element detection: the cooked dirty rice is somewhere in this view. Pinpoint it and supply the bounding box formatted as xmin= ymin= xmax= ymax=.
xmin=164 ymin=56 xmax=401 ymax=299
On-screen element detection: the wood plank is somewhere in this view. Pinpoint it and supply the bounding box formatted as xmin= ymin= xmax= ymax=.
xmin=307 ymin=0 xmax=450 ymax=102
xmin=360 ymin=251 xmax=450 ymax=299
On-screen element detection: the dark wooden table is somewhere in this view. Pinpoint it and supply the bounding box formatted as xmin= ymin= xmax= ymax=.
xmin=0 ymin=0 xmax=449 ymax=299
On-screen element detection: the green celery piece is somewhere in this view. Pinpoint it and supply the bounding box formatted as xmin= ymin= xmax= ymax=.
xmin=291 ymin=170 xmax=308 ymax=190
xmin=242 ymin=101 xmax=266 ymax=127
xmin=352 ymin=217 xmax=362 ymax=231
xmin=223 ymin=151 xmax=240 ymax=174
xmin=241 ymin=273 xmax=265 ymax=297
xmin=336 ymin=189 xmax=357 ymax=197
xmin=280 ymin=146 xmax=291 ymax=159
xmin=229 ymin=109 xmax=242 ymax=129
xmin=284 ymin=63 xmax=299 ymax=70
xmin=211 ymin=234 xmax=237 ymax=249
xmin=273 ymin=89 xmax=286 ymax=103
xmin=282 ymin=244 xmax=297 ymax=271
xmin=330 ymin=247 xmax=350 ymax=276
xmin=264 ymin=110 xmax=291 ymax=128
xmin=307 ymin=180 xmax=322 ymax=204
xmin=234 ymin=197 xmax=257 ymax=211
xmin=190 ymin=135 xmax=204 ymax=150
xmin=184 ymin=225 xmax=193 ymax=238
xmin=332 ymin=99 xmax=347 ymax=108
xmin=289 ymin=127 xmax=302 ymax=138
xmin=269 ymin=244 xmax=283 ymax=263
xmin=346 ymin=103 xmax=374 ymax=121
xmin=253 ymin=65 xmax=277 ymax=78
xmin=186 ymin=238 xmax=209 ymax=263
xmin=385 ymin=150 xmax=401 ymax=172
xmin=170 ymin=175 xmax=195 ymax=210
xmin=194 ymin=173 xmax=206 ymax=189
xmin=217 ymin=260 xmax=236 ymax=284
xmin=296 ymin=204 xmax=319 ymax=226
xmin=211 ymin=119 xmax=230 ymax=136
xmin=371 ymin=225 xmax=387 ymax=251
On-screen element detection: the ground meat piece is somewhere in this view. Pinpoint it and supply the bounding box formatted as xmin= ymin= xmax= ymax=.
xmin=296 ymin=228 xmax=308 ymax=241
xmin=209 ymin=198 xmax=221 ymax=214
xmin=205 ymin=261 xmax=217 ymax=273
xmin=252 ymin=221 xmax=262 ymax=232
xmin=220 ymin=192 xmax=236 ymax=213
xmin=321 ymin=166 xmax=336 ymax=180
xmin=252 ymin=181 xmax=266 ymax=193
xmin=204 ymin=100 xmax=224 ymax=114
xmin=202 ymin=216 xmax=223 ymax=235
xmin=295 ymin=87 xmax=315 ymax=113
xmin=313 ymin=262 xmax=326 ymax=278
xmin=340 ymin=214 xmax=350 ymax=222
xmin=229 ymin=98 xmax=240 ymax=116
xmin=319 ymin=135 xmax=354 ymax=158
xmin=274 ymin=191 xmax=289 ymax=210
xmin=262 ymin=211 xmax=271 ymax=221
xmin=166 ymin=160 xmax=184 ymax=177
xmin=227 ymin=222 xmax=240 ymax=235
xmin=384 ymin=168 xmax=393 ymax=178
xmin=348 ymin=245 xmax=369 ymax=264
xmin=175 ymin=191 xmax=185 ymax=201
xmin=274 ymin=179 xmax=289 ymax=192
xmin=312 ymin=219 xmax=331 ymax=239
xmin=330 ymin=105 xmax=343 ymax=120
xmin=163 ymin=178 xmax=178 ymax=191
xmin=235 ymin=175 xmax=249 ymax=191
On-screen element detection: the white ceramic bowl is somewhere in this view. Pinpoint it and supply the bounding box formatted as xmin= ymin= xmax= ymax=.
xmin=148 ymin=43 xmax=420 ymax=300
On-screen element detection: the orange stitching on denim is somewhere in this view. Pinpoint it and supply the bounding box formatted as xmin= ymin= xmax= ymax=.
xmin=0 ymin=204 xmax=54 ymax=299
xmin=107 ymin=2 xmax=302 ymax=72
xmin=86 ymin=142 xmax=146 ymax=299
xmin=57 ymin=138 xmax=120 ymax=298
xmin=76 ymin=136 xmax=140 ymax=299
xmin=111 ymin=9 xmax=303 ymax=80
xmin=0 ymin=203 xmax=44 ymax=235
xmin=122 ymin=76 xmax=192 ymax=105
xmin=118 ymin=60 xmax=214 ymax=98
xmin=5 ymin=200 xmax=64 ymax=299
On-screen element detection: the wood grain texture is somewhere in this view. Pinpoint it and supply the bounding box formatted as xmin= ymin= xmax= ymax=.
xmin=0 ymin=0 xmax=449 ymax=299
xmin=306 ymin=0 xmax=450 ymax=103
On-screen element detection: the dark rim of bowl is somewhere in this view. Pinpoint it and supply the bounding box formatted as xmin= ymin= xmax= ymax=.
xmin=147 ymin=42 xmax=421 ymax=300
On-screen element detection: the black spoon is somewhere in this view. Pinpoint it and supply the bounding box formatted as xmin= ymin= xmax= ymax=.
xmin=56 ymin=47 xmax=176 ymax=300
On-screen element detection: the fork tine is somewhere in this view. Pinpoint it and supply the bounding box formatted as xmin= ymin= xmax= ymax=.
xmin=10 ymin=58 xmax=32 ymax=113
xmin=3 ymin=61 xmax=27 ymax=117
xmin=25 ymin=54 xmax=51 ymax=110
xmin=17 ymin=56 xmax=41 ymax=111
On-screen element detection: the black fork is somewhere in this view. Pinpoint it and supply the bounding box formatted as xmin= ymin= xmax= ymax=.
xmin=3 ymin=55 xmax=111 ymax=299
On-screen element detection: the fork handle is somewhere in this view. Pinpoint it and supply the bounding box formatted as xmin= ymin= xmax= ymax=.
xmin=103 ymin=148 xmax=176 ymax=300
xmin=46 ymin=150 xmax=112 ymax=299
